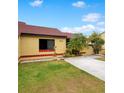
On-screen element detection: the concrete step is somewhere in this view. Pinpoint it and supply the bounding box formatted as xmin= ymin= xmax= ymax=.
xmin=20 ymin=56 xmax=64 ymax=63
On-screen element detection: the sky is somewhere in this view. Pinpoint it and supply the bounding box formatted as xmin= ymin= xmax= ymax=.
xmin=18 ymin=0 xmax=105 ymax=35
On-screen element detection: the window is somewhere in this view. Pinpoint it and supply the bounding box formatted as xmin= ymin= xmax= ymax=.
xmin=39 ymin=39 xmax=55 ymax=50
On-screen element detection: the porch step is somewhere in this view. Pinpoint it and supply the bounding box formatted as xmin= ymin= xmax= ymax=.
xmin=20 ymin=56 xmax=64 ymax=63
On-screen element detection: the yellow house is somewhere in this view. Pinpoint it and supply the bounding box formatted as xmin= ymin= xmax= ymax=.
xmin=19 ymin=22 xmax=68 ymax=62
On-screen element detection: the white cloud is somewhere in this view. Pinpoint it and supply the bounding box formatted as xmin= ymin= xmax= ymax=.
xmin=82 ymin=13 xmax=101 ymax=22
xmin=60 ymin=24 xmax=105 ymax=34
xmin=60 ymin=24 xmax=95 ymax=33
xmin=30 ymin=0 xmax=43 ymax=7
xmin=72 ymin=1 xmax=86 ymax=8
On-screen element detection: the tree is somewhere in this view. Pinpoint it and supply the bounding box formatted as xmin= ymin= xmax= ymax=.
xmin=67 ymin=33 xmax=87 ymax=55
xmin=89 ymin=32 xmax=104 ymax=54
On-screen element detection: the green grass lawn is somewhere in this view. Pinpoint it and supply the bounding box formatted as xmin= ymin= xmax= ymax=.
xmin=19 ymin=60 xmax=105 ymax=93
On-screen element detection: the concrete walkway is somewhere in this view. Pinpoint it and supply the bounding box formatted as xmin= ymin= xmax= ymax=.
xmin=64 ymin=56 xmax=105 ymax=81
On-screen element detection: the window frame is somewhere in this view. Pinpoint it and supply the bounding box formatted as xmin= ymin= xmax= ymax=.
xmin=39 ymin=39 xmax=55 ymax=52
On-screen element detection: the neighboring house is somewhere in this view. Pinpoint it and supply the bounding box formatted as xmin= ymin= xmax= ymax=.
xmin=80 ymin=47 xmax=94 ymax=55
xmin=81 ymin=32 xmax=105 ymax=55
xmin=18 ymin=22 xmax=71 ymax=62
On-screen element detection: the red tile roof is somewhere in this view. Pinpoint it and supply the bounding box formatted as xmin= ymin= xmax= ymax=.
xmin=63 ymin=32 xmax=73 ymax=39
xmin=18 ymin=21 xmax=68 ymax=37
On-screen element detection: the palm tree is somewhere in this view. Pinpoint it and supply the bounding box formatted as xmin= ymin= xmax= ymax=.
xmin=89 ymin=32 xmax=104 ymax=54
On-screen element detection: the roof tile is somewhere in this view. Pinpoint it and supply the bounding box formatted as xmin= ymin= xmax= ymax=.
xmin=18 ymin=21 xmax=67 ymax=37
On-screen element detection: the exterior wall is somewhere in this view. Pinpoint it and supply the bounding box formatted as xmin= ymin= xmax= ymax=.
xmin=18 ymin=36 xmax=21 ymax=58
xmin=80 ymin=46 xmax=94 ymax=55
xmin=80 ymin=32 xmax=105 ymax=55
xmin=55 ymin=39 xmax=66 ymax=53
xmin=101 ymin=33 xmax=105 ymax=40
xmin=19 ymin=35 xmax=66 ymax=61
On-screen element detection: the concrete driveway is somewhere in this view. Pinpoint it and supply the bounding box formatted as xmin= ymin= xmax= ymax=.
xmin=64 ymin=55 xmax=105 ymax=81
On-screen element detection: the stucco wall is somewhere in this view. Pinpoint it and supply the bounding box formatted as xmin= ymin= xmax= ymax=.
xmin=101 ymin=32 xmax=105 ymax=40
xmin=80 ymin=46 xmax=94 ymax=55
xmin=19 ymin=35 xmax=66 ymax=60
xmin=18 ymin=36 xmax=21 ymax=58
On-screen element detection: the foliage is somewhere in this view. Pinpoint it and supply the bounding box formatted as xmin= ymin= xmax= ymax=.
xmin=89 ymin=32 xmax=105 ymax=54
xmin=67 ymin=33 xmax=87 ymax=55
xmin=64 ymin=52 xmax=76 ymax=57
